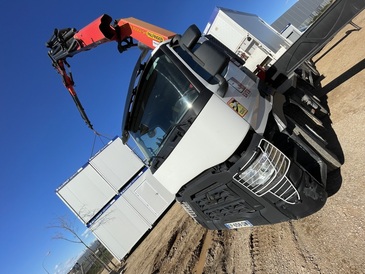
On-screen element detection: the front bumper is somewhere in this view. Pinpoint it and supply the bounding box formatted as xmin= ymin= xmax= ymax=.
xmin=176 ymin=134 xmax=327 ymax=230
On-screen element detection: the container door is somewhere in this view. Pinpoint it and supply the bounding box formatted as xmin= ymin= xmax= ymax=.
xmin=134 ymin=180 xmax=170 ymax=215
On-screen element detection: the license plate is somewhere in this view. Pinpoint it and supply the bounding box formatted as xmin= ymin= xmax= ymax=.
xmin=224 ymin=220 xmax=253 ymax=229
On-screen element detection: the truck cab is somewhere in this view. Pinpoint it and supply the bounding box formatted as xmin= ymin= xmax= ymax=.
xmin=122 ymin=25 xmax=328 ymax=230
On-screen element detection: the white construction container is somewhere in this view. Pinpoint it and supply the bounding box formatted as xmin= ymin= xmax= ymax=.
xmin=279 ymin=23 xmax=302 ymax=44
xmin=204 ymin=7 xmax=292 ymax=71
xmin=56 ymin=137 xmax=174 ymax=261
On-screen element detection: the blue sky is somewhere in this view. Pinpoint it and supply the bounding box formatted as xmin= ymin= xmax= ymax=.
xmin=0 ymin=1 xmax=297 ymax=273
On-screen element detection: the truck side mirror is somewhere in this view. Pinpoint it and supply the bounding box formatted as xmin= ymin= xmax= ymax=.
xmin=171 ymin=27 xmax=229 ymax=97
xmin=194 ymin=41 xmax=228 ymax=76
xmin=170 ymin=24 xmax=201 ymax=50
xmin=193 ymin=41 xmax=229 ymax=97
xmin=215 ymin=74 xmax=228 ymax=97
xmin=180 ymin=25 xmax=201 ymax=50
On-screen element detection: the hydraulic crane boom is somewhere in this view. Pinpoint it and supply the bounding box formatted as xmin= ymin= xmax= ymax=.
xmin=46 ymin=14 xmax=175 ymax=130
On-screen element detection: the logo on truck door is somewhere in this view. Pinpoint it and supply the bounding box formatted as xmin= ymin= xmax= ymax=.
xmin=227 ymin=98 xmax=248 ymax=117
xmin=228 ymin=77 xmax=251 ymax=98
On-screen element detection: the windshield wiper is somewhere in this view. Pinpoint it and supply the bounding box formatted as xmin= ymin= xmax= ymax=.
xmin=122 ymin=48 xmax=150 ymax=143
xmin=173 ymin=117 xmax=195 ymax=134
xmin=148 ymin=155 xmax=166 ymax=170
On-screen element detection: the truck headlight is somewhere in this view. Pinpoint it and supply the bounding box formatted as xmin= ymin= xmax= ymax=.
xmin=233 ymin=139 xmax=300 ymax=204
xmin=239 ymin=152 xmax=275 ymax=191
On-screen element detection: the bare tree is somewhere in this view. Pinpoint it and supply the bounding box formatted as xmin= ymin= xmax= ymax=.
xmin=48 ymin=215 xmax=115 ymax=272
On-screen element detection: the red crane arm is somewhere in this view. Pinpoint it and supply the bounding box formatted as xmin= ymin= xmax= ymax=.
xmin=46 ymin=14 xmax=175 ymax=131
xmin=73 ymin=15 xmax=175 ymax=51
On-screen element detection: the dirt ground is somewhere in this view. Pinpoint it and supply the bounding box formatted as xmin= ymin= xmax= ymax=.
xmin=120 ymin=10 xmax=365 ymax=274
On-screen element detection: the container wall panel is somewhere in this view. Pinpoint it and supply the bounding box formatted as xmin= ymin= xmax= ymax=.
xmin=90 ymin=197 xmax=151 ymax=260
xmin=57 ymin=165 xmax=116 ymax=224
xmin=90 ymin=138 xmax=144 ymax=192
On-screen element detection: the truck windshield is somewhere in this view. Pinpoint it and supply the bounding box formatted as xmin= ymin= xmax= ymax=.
xmin=130 ymin=52 xmax=199 ymax=161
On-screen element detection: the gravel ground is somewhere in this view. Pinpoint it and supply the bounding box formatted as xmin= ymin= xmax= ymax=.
xmin=120 ymin=10 xmax=365 ymax=274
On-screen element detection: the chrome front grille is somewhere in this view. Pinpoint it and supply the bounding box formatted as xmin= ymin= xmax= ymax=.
xmin=233 ymin=139 xmax=300 ymax=204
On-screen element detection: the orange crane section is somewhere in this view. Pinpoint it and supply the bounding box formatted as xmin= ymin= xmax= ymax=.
xmin=72 ymin=14 xmax=175 ymax=53
xmin=46 ymin=14 xmax=175 ymax=131
xmin=116 ymin=17 xmax=176 ymax=49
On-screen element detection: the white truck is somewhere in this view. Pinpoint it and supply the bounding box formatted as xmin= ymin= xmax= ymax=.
xmin=48 ymin=0 xmax=365 ymax=230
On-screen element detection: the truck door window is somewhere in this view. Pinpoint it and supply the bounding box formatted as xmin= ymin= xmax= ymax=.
xmin=173 ymin=46 xmax=219 ymax=85
xmin=131 ymin=53 xmax=199 ymax=160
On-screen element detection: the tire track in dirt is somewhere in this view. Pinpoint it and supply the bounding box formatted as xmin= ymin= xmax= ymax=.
xmin=198 ymin=229 xmax=252 ymax=274
xmin=201 ymin=230 xmax=229 ymax=274
xmin=150 ymin=217 xmax=206 ymax=274
xmin=288 ymin=221 xmax=322 ymax=273
xmin=248 ymin=223 xmax=323 ymax=274
xmin=249 ymin=229 xmax=259 ymax=273
xmin=192 ymin=230 xmax=210 ymax=274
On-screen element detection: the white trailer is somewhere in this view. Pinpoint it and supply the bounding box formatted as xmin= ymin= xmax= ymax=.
xmin=279 ymin=23 xmax=302 ymax=44
xmin=204 ymin=7 xmax=292 ymax=72
xmin=56 ymin=137 xmax=174 ymax=260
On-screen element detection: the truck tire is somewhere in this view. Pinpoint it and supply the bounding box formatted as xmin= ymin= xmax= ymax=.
xmin=326 ymin=168 xmax=342 ymax=197
xmin=284 ymin=103 xmax=344 ymax=196
xmin=284 ymin=103 xmax=328 ymax=146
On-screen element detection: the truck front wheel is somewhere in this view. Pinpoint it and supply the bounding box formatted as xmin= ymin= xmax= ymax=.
xmin=326 ymin=168 xmax=342 ymax=197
